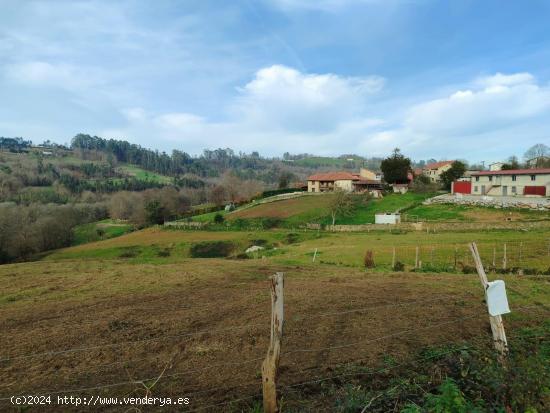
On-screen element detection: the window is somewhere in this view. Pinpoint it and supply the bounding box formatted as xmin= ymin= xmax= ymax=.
xmin=475 ymin=176 xmax=479 ymax=182
xmin=488 ymin=176 xmax=493 ymax=182
xmin=530 ymin=175 xmax=536 ymax=181
xmin=474 ymin=186 xmax=478 ymax=192
xmin=512 ymin=186 xmax=516 ymax=193
xmin=512 ymin=175 xmax=516 ymax=181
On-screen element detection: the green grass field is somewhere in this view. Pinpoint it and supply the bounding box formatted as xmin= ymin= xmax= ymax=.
xmin=47 ymin=224 xmax=550 ymax=273
xmin=116 ymin=164 xmax=173 ymax=183
xmin=72 ymin=219 xmax=134 ymax=245
xmin=190 ymin=192 xmax=549 ymax=227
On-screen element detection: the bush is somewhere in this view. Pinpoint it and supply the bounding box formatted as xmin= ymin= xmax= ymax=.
xmin=189 ymin=241 xmax=235 ymax=258
xmin=119 ymin=247 xmax=140 ymax=258
xmin=157 ymin=248 xmax=171 ymax=257
xmin=213 ymin=213 xmax=225 ymax=224
xmin=364 ymin=250 xmax=375 ymax=268
xmin=285 ymin=233 xmax=300 ymax=244
xmin=261 ymin=217 xmax=282 ymax=229
xmin=393 ymin=261 xmax=405 ymax=271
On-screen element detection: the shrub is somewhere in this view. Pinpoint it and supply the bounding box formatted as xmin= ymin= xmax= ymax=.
xmin=285 ymin=233 xmax=299 ymax=244
xmin=213 ymin=213 xmax=225 ymax=224
xmin=157 ymin=248 xmax=171 ymax=257
xmin=119 ymin=247 xmax=140 ymax=258
xmin=189 ymin=241 xmax=235 ymax=258
xmin=261 ymin=217 xmax=282 ymax=229
xmin=249 ymin=239 xmax=268 ymax=246
xmin=461 ymin=265 xmax=476 ymax=274
xmin=393 ymin=261 xmax=405 ymax=271
xmin=364 ymin=250 xmax=375 ymax=268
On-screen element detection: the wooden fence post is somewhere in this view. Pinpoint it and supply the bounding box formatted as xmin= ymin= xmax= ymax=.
xmin=415 ymin=246 xmax=419 ymax=269
xmin=492 ymin=246 xmax=496 ymax=268
xmin=503 ymin=243 xmax=507 ymax=270
xmin=392 ymin=246 xmax=396 ymax=269
xmin=469 ymin=243 xmax=508 ymax=362
xmin=312 ymin=248 xmax=318 ymax=262
xmin=454 ymin=245 xmax=458 ymax=270
xmin=262 ymin=272 xmax=284 ymax=413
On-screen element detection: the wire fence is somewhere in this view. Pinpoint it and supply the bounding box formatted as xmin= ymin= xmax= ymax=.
xmin=311 ymin=239 xmax=550 ymax=272
xmin=1 ymin=266 xmax=549 ymax=411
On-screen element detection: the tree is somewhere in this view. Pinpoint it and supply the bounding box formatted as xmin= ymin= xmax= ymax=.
xmin=278 ymin=171 xmax=295 ymax=189
xmin=524 ymin=143 xmax=549 ymax=161
xmin=208 ymin=185 xmax=226 ymax=206
xmin=328 ymin=190 xmax=356 ymax=225
xmin=145 ymin=199 xmax=166 ymax=225
xmin=439 ymin=161 xmax=467 ymax=190
xmin=380 ymin=148 xmax=411 ymax=184
xmin=501 ymin=156 xmax=520 ymax=170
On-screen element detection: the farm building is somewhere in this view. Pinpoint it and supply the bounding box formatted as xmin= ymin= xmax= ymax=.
xmin=422 ymin=160 xmax=454 ymax=182
xmin=307 ymin=171 xmax=383 ymax=193
xmin=452 ymin=168 xmax=550 ymax=197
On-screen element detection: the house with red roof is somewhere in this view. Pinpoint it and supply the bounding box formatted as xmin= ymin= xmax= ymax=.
xmin=422 ymin=160 xmax=455 ymax=183
xmin=468 ymin=168 xmax=550 ymax=197
xmin=307 ymin=170 xmax=383 ymax=193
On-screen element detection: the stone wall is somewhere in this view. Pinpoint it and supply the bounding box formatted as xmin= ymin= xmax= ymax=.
xmin=424 ymin=194 xmax=550 ymax=210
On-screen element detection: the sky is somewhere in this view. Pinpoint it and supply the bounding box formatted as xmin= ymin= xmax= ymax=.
xmin=1 ymin=0 xmax=550 ymax=163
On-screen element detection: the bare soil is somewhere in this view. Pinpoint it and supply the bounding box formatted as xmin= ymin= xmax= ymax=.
xmin=0 ymin=260 xmax=547 ymax=412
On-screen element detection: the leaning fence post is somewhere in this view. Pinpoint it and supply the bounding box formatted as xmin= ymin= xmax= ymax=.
xmin=312 ymin=248 xmax=318 ymax=262
xmin=469 ymin=243 xmax=508 ymax=363
xmin=262 ymin=272 xmax=284 ymax=413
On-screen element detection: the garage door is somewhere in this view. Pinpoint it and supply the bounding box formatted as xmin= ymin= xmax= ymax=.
xmin=453 ymin=181 xmax=471 ymax=194
xmin=523 ymin=186 xmax=546 ymax=196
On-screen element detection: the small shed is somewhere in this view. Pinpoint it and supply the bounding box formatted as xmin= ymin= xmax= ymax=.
xmin=375 ymin=213 xmax=401 ymax=225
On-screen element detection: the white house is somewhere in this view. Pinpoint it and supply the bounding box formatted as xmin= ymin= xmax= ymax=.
xmin=454 ymin=168 xmax=550 ymax=197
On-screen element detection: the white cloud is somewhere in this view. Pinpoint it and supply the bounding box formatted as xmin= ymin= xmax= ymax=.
xmin=233 ymin=64 xmax=384 ymax=133
xmin=404 ymin=72 xmax=550 ymax=137
xmin=104 ymin=65 xmax=385 ymax=154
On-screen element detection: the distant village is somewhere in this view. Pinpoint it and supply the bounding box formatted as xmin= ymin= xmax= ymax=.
xmin=307 ymin=157 xmax=550 ymax=198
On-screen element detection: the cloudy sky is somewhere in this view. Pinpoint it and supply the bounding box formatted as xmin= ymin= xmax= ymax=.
xmin=1 ymin=0 xmax=550 ymax=162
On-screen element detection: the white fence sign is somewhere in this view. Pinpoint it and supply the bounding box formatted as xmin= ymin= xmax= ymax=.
xmin=486 ymin=280 xmax=511 ymax=316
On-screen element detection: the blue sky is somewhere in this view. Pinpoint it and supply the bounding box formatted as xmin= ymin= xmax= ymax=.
xmin=1 ymin=0 xmax=549 ymax=163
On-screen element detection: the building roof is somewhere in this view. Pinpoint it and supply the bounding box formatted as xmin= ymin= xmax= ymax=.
xmin=424 ymin=160 xmax=454 ymax=170
xmin=308 ymin=171 xmax=359 ymax=181
xmin=471 ymin=168 xmax=550 ymax=176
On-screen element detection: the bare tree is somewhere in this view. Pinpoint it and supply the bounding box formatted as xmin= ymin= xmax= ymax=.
xmin=524 ymin=143 xmax=550 ymax=167
xmin=328 ymin=190 xmax=356 ymax=225
xmin=208 ymin=185 xmax=226 ymax=206
xmin=220 ymin=171 xmax=242 ymax=202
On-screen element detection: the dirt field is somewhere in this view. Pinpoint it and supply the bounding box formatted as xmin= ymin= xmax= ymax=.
xmin=1 ymin=258 xmax=548 ymax=412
